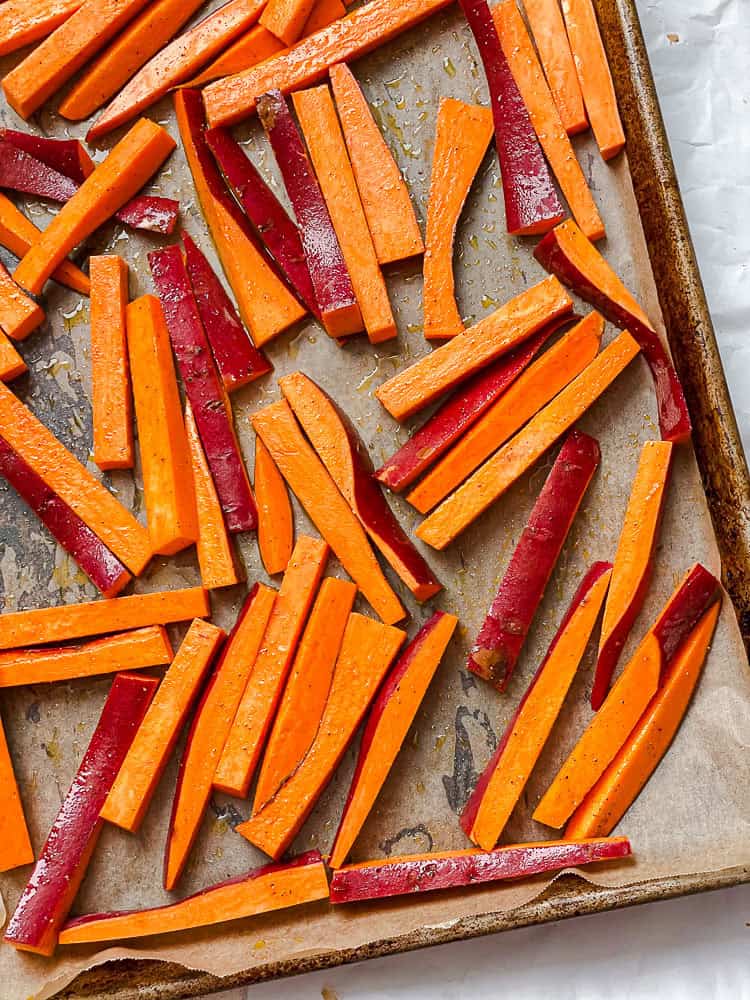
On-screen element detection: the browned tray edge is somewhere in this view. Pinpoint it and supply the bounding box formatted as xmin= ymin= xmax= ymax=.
xmin=57 ymin=0 xmax=750 ymax=996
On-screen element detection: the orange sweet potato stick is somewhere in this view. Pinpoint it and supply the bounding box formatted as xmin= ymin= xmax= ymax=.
xmin=423 ymin=97 xmax=495 ymax=340
xmin=58 ymin=0 xmax=205 ymax=121
xmin=0 ymin=380 xmax=152 ymax=574
xmin=214 ymin=536 xmax=329 ymax=798
xmin=2 ymin=0 xmax=152 ymax=120
xmin=164 ymin=583 xmax=276 ymax=891
xmin=255 ymin=436 xmax=294 ymax=576
xmin=566 ymin=601 xmax=720 ymax=838
xmin=494 ymin=1 xmax=605 ymax=242
xmin=0 ymin=0 xmax=83 ymax=58
xmin=376 ymin=277 xmax=573 ymax=421
xmin=533 ymin=565 xmax=720 ymax=828
xmin=14 ymin=120 xmax=175 ymax=297
xmin=175 ymin=88 xmax=306 ymax=347
xmin=416 ymin=329 xmax=640 ymax=550
xmin=238 ymin=613 xmax=405 ymax=858
xmin=101 ymin=619 xmax=225 ymax=834
xmin=423 ymin=99 xmax=494 ymax=341
xmin=60 ymin=851 xmax=330 ymax=946
xmin=329 ymin=62 xmax=424 ymax=266
xmin=0 ymin=194 xmax=89 ymax=296
xmin=560 ymin=0 xmax=625 ymax=160
xmin=592 ymin=440 xmax=673 ymax=710
xmin=86 ymin=0 xmax=268 ymax=143
xmin=293 ymin=84 xmax=397 ymax=344
xmin=408 ymin=315 xmax=602 ymax=513
xmin=253 ymin=576 xmax=356 ymax=812
xmin=261 ymin=0 xmax=316 ymax=45
xmin=522 ymin=0 xmax=587 ymax=135
xmin=329 ymin=610 xmax=458 ymax=868
xmin=252 ymin=400 xmax=406 ymax=624
xmin=189 ymin=0 xmax=345 ymax=86
xmin=0 ymin=588 xmax=209 ymax=652
xmin=186 ymin=403 xmax=245 ymax=590
xmin=279 ymin=372 xmax=441 ymax=600
xmin=0 ymin=334 xmax=26 ymax=383
xmin=461 ymin=565 xmax=611 ymax=852
xmin=90 ymin=255 xmax=134 ymax=472
xmin=0 ymin=627 xmax=173 ymax=688
xmin=0 ymin=261 xmax=44 ymax=341
xmin=203 ymin=0 xmax=455 ymax=128
xmin=126 ymin=295 xmax=198 ymax=557
xmin=0 ymin=712 xmax=33 ymax=872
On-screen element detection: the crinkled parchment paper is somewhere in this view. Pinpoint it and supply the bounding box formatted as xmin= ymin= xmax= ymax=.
xmin=0 ymin=4 xmax=748 ymax=998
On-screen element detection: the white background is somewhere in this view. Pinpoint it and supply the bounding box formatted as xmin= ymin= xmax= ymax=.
xmin=208 ymin=1 xmax=750 ymax=997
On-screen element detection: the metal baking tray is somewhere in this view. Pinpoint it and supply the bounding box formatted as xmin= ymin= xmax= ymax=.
xmin=1 ymin=0 xmax=748 ymax=995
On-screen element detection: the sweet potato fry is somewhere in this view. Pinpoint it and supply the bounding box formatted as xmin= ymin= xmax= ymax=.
xmin=252 ymin=399 xmax=406 ymax=624
xmin=0 ymin=260 xmax=44 ymax=341
xmin=255 ymin=437 xmax=294 ymax=576
xmin=375 ymin=277 xmax=573 ymax=421
xmin=0 ymin=713 xmax=33 ymax=873
xmin=175 ymin=88 xmax=306 ymax=347
xmin=126 ymin=295 xmax=198 ymax=556
xmin=592 ymin=441 xmax=673 ymax=709
xmin=0 ymin=588 xmax=209 ymax=652
xmin=87 ymin=0 xmax=268 ymax=143
xmin=164 ymin=583 xmax=276 ymax=891
xmin=185 ymin=404 xmax=245 ymax=590
xmin=2 ymin=0 xmax=151 ymax=119
xmin=423 ymin=98 xmax=494 ymax=340
xmin=5 ymin=673 xmax=158 ymax=955
xmin=253 ymin=576 xmax=356 ymax=812
xmin=60 ymin=852 xmax=330 ymax=945
xmin=203 ymin=0 xmax=454 ymax=127
xmin=0 ymin=334 xmax=26 ymax=383
xmin=0 ymin=0 xmax=83 ymax=58
xmin=407 ymin=313 xmax=602 ymax=513
xmin=0 ymin=193 xmax=89 ymax=295
xmin=566 ymin=601 xmax=720 ymax=838
xmin=468 ymin=431 xmax=601 ymax=689
xmin=214 ymin=536 xmax=329 ymax=798
xmin=330 ymin=62 xmax=424 ymax=266
xmin=90 ymin=255 xmax=133 ymax=472
xmin=280 ymin=372 xmax=440 ymax=600
xmin=522 ymin=0 xmax=587 ymax=134
xmin=416 ymin=329 xmax=640 ymax=549
xmin=237 ymin=613 xmax=405 ymax=859
xmin=0 ymin=433 xmax=132 ymax=598
xmin=330 ymin=610 xmax=458 ymax=868
xmin=101 ymin=619 xmax=225 ymax=833
xmin=0 ymin=380 xmax=152 ymax=574
xmin=0 ymin=627 xmax=172 ymax=688
xmin=461 ymin=565 xmax=611 ymax=850
xmin=14 ymin=119 xmax=175 ymax=296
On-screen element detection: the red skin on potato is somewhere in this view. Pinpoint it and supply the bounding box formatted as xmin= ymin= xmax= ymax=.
xmin=4 ymin=673 xmax=158 ymax=956
xmin=258 ymin=89 xmax=362 ymax=338
xmin=182 ymin=232 xmax=272 ymax=392
xmin=0 ymin=129 xmax=93 ymax=183
xmin=0 ymin=136 xmax=179 ymax=235
xmin=149 ymin=245 xmax=257 ymax=534
xmin=206 ymin=127 xmax=319 ymax=318
xmin=330 ymin=836 xmax=632 ymax=903
xmin=459 ymin=0 xmax=564 ymax=236
xmin=461 ymin=561 xmax=612 ymax=837
xmin=534 ymin=225 xmax=691 ymax=443
xmin=0 ymin=433 xmax=131 ymax=597
xmin=375 ymin=317 xmax=573 ymax=493
xmin=279 ymin=372 xmax=441 ymax=601
xmin=651 ymin=563 xmax=721 ymax=680
xmin=469 ymin=429 xmax=601 ymax=690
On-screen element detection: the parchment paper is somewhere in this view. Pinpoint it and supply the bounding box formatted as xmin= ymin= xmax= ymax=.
xmin=0 ymin=4 xmax=748 ymax=998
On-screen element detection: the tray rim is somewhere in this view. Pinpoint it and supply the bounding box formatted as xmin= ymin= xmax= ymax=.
xmin=54 ymin=0 xmax=750 ymax=995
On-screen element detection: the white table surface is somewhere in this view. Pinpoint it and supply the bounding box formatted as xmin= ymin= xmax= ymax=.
xmin=206 ymin=1 xmax=750 ymax=996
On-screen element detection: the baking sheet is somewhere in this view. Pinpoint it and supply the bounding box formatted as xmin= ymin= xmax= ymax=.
xmin=0 ymin=3 xmax=749 ymax=998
